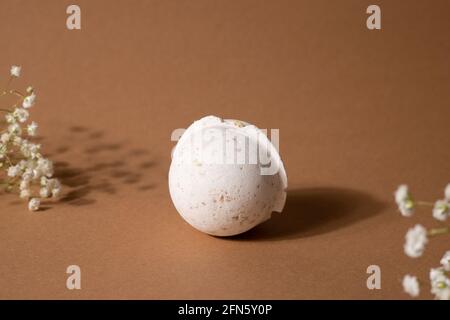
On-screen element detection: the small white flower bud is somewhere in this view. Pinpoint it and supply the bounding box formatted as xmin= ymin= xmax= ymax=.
xmin=28 ymin=198 xmax=40 ymax=211
xmin=10 ymin=65 xmax=21 ymax=77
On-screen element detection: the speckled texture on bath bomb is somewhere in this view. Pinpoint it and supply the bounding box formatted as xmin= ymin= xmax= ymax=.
xmin=169 ymin=115 xmax=287 ymax=236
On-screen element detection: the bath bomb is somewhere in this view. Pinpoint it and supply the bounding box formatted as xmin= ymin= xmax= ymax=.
xmin=169 ymin=115 xmax=287 ymax=236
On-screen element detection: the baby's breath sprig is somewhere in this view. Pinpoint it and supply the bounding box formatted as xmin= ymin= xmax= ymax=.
xmin=0 ymin=65 xmax=61 ymax=211
xmin=396 ymin=184 xmax=450 ymax=299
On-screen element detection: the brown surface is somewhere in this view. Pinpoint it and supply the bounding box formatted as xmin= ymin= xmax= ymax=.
xmin=0 ymin=0 xmax=449 ymax=299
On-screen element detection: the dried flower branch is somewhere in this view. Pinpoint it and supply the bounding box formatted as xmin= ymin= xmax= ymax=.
xmin=0 ymin=65 xmax=61 ymax=211
xmin=396 ymin=184 xmax=450 ymax=299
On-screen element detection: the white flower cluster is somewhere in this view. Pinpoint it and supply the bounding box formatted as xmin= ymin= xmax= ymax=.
xmin=1 ymin=65 xmax=61 ymax=211
xmin=403 ymin=252 xmax=450 ymax=300
xmin=403 ymin=252 xmax=450 ymax=299
xmin=430 ymin=263 xmax=450 ymax=300
xmin=397 ymin=184 xmax=450 ymax=299
xmin=395 ymin=184 xmax=450 ymax=221
xmin=395 ymin=185 xmax=414 ymax=216
xmin=433 ymin=198 xmax=450 ymax=222
xmin=404 ymin=224 xmax=428 ymax=258
xmin=402 ymin=275 xmax=420 ymax=297
xmin=10 ymin=65 xmax=21 ymax=78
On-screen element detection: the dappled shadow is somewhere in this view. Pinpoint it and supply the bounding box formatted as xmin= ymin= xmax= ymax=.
xmin=228 ymin=187 xmax=385 ymax=241
xmin=41 ymin=125 xmax=158 ymax=208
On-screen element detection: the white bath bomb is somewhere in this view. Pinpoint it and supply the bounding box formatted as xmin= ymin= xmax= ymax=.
xmin=169 ymin=115 xmax=287 ymax=236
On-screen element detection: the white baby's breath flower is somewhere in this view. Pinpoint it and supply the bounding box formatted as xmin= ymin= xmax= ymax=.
xmin=440 ymin=251 xmax=450 ymax=271
xmin=20 ymin=189 xmax=31 ymax=199
xmin=52 ymin=187 xmax=61 ymax=198
xmin=395 ymin=184 xmax=414 ymax=217
xmin=432 ymin=200 xmax=449 ymax=221
xmin=18 ymin=159 xmax=27 ymax=168
xmin=403 ymin=275 xmax=420 ymax=297
xmin=13 ymin=136 xmax=22 ymax=146
xmin=39 ymin=178 xmax=61 ymax=198
xmin=430 ymin=267 xmax=445 ymax=283
xmin=13 ymin=108 xmax=29 ymax=123
xmin=20 ymin=141 xmax=41 ymax=159
xmin=8 ymin=123 xmax=21 ymax=135
xmin=435 ymin=288 xmax=450 ymax=300
xmin=28 ymin=198 xmax=40 ymax=211
xmin=1 ymin=68 xmax=60 ymax=212
xmin=22 ymin=92 xmax=36 ymax=109
xmin=7 ymin=164 xmax=21 ymax=178
xmin=39 ymin=187 xmax=50 ymax=198
xmin=430 ymin=267 xmax=450 ymax=300
xmin=10 ymin=65 xmax=21 ymax=77
xmin=19 ymin=178 xmax=29 ymax=191
xmin=51 ymin=179 xmax=61 ymax=198
xmin=22 ymin=168 xmax=34 ymax=181
xmin=37 ymin=158 xmax=53 ymax=177
xmin=5 ymin=113 xmax=15 ymax=124
xmin=32 ymin=169 xmax=41 ymax=180
xmin=19 ymin=158 xmax=32 ymax=171
xmin=22 ymin=173 xmax=32 ymax=183
xmin=398 ymin=201 xmax=415 ymax=217
xmin=40 ymin=176 xmax=49 ymax=187
xmin=395 ymin=184 xmax=409 ymax=204
xmin=404 ymin=224 xmax=428 ymax=258
xmin=445 ymin=184 xmax=450 ymax=200
xmin=29 ymin=143 xmax=40 ymax=157
xmin=1 ymin=133 xmax=10 ymax=144
xmin=27 ymin=121 xmax=38 ymax=136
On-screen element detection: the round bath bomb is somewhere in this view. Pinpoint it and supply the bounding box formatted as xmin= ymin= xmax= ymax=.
xmin=169 ymin=115 xmax=287 ymax=236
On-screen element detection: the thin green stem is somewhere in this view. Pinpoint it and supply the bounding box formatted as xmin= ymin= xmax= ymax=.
xmin=416 ymin=201 xmax=434 ymax=206
xmin=0 ymin=89 xmax=24 ymax=98
xmin=4 ymin=154 xmax=13 ymax=167
xmin=9 ymin=90 xmax=24 ymax=98
xmin=5 ymin=76 xmax=13 ymax=90
xmin=428 ymin=227 xmax=449 ymax=237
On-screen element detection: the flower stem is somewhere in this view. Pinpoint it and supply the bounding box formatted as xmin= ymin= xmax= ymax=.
xmin=5 ymin=76 xmax=13 ymax=90
xmin=428 ymin=227 xmax=449 ymax=237
xmin=9 ymin=90 xmax=24 ymax=98
xmin=4 ymin=155 xmax=13 ymax=167
xmin=0 ymin=89 xmax=24 ymax=98
xmin=416 ymin=201 xmax=434 ymax=206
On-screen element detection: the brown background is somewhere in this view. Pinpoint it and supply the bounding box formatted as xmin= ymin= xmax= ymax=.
xmin=0 ymin=0 xmax=449 ymax=299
